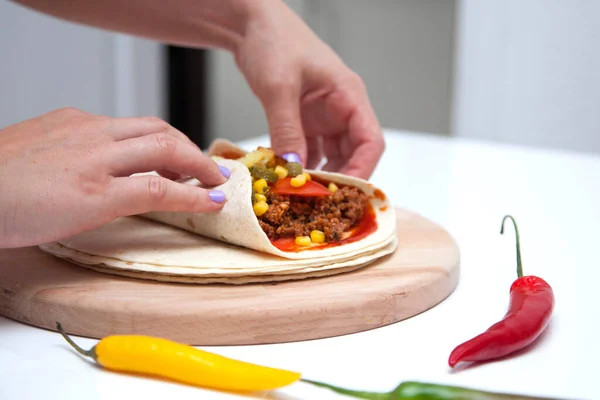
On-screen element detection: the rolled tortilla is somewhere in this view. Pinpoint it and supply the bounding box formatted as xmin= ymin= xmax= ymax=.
xmin=141 ymin=140 xmax=397 ymax=260
xmin=39 ymin=139 xmax=398 ymax=284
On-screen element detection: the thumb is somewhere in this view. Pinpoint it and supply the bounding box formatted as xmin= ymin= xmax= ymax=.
xmin=262 ymin=88 xmax=307 ymax=165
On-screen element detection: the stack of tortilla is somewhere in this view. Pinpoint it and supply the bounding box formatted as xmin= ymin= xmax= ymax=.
xmin=40 ymin=140 xmax=398 ymax=284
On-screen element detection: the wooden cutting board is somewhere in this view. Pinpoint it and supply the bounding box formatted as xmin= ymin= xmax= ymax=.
xmin=0 ymin=208 xmax=459 ymax=345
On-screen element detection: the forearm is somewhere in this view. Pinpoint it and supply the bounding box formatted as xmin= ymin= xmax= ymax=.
xmin=13 ymin=0 xmax=272 ymax=52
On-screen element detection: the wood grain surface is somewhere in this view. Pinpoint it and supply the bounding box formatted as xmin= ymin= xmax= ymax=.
xmin=0 ymin=208 xmax=460 ymax=345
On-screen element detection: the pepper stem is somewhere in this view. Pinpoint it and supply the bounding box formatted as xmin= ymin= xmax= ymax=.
xmin=55 ymin=322 xmax=98 ymax=362
xmin=301 ymin=379 xmax=389 ymax=399
xmin=500 ymin=215 xmax=523 ymax=278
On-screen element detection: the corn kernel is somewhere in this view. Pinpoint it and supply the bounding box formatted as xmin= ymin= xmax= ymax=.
xmin=253 ymin=178 xmax=268 ymax=194
xmin=328 ymin=182 xmax=338 ymax=193
xmin=290 ymin=174 xmax=306 ymax=188
xmin=253 ymin=200 xmax=269 ymax=216
xmin=295 ymin=236 xmax=311 ymax=247
xmin=310 ymin=230 xmax=325 ymax=244
xmin=254 ymin=193 xmax=267 ymax=203
xmin=275 ymin=165 xmax=289 ymax=179
xmin=303 ymin=172 xmax=312 ymax=181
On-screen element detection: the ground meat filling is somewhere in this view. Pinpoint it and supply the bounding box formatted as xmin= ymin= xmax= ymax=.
xmin=258 ymin=186 xmax=369 ymax=242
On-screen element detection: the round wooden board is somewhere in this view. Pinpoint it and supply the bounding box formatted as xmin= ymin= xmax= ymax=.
xmin=0 ymin=208 xmax=460 ymax=345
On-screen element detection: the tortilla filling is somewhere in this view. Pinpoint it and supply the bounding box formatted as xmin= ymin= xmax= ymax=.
xmin=220 ymin=147 xmax=371 ymax=248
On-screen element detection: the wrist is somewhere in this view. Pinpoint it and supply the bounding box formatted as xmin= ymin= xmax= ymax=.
xmin=164 ymin=0 xmax=276 ymax=53
xmin=228 ymin=0 xmax=290 ymax=53
xmin=202 ymin=0 xmax=273 ymax=52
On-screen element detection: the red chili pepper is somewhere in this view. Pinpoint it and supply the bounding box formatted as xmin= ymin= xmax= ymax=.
xmin=448 ymin=215 xmax=555 ymax=368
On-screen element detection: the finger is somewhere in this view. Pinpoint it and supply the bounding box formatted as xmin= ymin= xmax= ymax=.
xmin=107 ymin=175 xmax=226 ymax=216
xmin=261 ymin=83 xmax=307 ymax=165
xmin=106 ymin=116 xmax=199 ymax=148
xmin=339 ymin=106 xmax=385 ymax=180
xmin=156 ymin=170 xmax=183 ymax=181
xmin=305 ymin=136 xmax=324 ymax=170
xmin=108 ymin=132 xmax=230 ymax=186
xmin=109 ymin=117 xmax=201 ymax=181
xmin=340 ymin=140 xmax=384 ymax=179
xmin=322 ymin=137 xmax=345 ymax=172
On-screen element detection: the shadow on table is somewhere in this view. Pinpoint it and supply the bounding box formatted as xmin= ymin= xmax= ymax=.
xmin=0 ymin=315 xmax=28 ymax=331
xmin=253 ymin=392 xmax=302 ymax=400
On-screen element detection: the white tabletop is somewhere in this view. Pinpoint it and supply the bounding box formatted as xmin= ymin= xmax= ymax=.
xmin=1 ymin=129 xmax=597 ymax=400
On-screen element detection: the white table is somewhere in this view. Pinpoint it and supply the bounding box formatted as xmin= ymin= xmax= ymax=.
xmin=1 ymin=129 xmax=596 ymax=399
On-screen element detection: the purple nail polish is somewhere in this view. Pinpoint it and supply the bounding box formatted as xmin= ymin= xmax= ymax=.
xmin=218 ymin=165 xmax=231 ymax=178
xmin=281 ymin=152 xmax=301 ymax=164
xmin=209 ymin=190 xmax=226 ymax=203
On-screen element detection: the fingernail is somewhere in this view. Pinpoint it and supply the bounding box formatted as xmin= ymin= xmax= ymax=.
xmin=281 ymin=152 xmax=301 ymax=164
xmin=209 ymin=190 xmax=226 ymax=203
xmin=218 ymin=165 xmax=231 ymax=178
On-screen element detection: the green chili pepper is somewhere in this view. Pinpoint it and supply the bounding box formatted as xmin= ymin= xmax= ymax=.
xmin=285 ymin=162 xmax=303 ymax=177
xmin=301 ymin=379 xmax=563 ymax=400
xmin=250 ymin=165 xmax=279 ymax=183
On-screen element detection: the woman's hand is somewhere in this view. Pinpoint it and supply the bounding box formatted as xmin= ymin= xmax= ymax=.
xmin=14 ymin=0 xmax=384 ymax=179
xmin=235 ymin=2 xmax=385 ymax=180
xmin=0 ymin=108 xmax=229 ymax=249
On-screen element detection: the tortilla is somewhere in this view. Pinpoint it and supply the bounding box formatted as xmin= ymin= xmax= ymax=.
xmin=43 ymin=215 xmax=394 ymax=273
xmin=142 ymin=139 xmax=397 ymax=260
xmin=39 ymin=235 xmax=396 ymax=284
xmin=38 ymin=217 xmax=397 ymax=284
xmin=58 ymin=259 xmax=378 ymax=285
xmin=39 ymin=139 xmax=398 ymax=284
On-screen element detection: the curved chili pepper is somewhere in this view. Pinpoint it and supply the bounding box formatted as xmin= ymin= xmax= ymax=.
xmin=301 ymin=378 xmax=562 ymax=399
xmin=448 ymin=215 xmax=555 ymax=368
xmin=55 ymin=322 xmax=300 ymax=392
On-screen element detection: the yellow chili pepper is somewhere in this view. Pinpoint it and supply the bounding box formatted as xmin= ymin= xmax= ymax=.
xmin=56 ymin=322 xmax=301 ymax=392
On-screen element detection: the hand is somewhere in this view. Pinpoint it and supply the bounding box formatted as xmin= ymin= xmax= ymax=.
xmin=235 ymin=2 xmax=385 ymax=180
xmin=0 ymin=108 xmax=229 ymax=249
xmin=12 ymin=0 xmax=383 ymax=178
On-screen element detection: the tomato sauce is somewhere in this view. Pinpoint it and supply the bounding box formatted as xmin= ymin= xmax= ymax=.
xmin=373 ymin=188 xmax=386 ymax=201
xmin=271 ymin=203 xmax=378 ymax=252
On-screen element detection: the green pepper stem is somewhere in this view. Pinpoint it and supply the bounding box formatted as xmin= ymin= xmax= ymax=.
xmin=500 ymin=215 xmax=523 ymax=278
xmin=55 ymin=322 xmax=97 ymax=362
xmin=301 ymin=379 xmax=389 ymax=400
xmin=304 ymin=379 xmax=565 ymax=400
